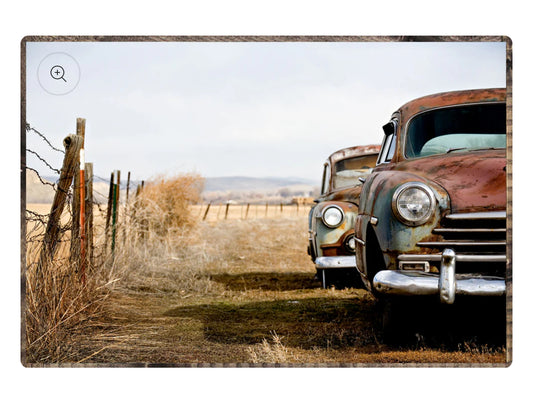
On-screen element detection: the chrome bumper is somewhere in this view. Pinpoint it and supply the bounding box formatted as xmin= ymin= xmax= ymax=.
xmin=315 ymin=256 xmax=356 ymax=269
xmin=373 ymin=248 xmax=505 ymax=304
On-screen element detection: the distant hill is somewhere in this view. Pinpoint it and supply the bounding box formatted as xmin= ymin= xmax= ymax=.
xmin=203 ymin=176 xmax=318 ymax=192
xmin=26 ymin=174 xmax=320 ymax=204
xmin=25 ymin=169 xmax=55 ymax=203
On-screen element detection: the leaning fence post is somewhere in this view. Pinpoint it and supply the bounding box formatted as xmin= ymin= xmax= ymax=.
xmin=111 ymin=170 xmax=120 ymax=255
xmin=37 ymin=134 xmax=83 ymax=278
xmin=105 ymin=171 xmax=114 ymax=252
xmin=245 ymin=203 xmax=250 ymax=219
xmin=225 ymin=203 xmax=230 ymax=220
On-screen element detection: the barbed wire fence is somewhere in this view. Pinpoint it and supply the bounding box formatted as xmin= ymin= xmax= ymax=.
xmin=24 ymin=120 xmax=143 ymax=283
xmin=24 ymin=118 xmax=150 ymax=363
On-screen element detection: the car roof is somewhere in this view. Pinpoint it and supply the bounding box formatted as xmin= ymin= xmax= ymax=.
xmin=395 ymin=88 xmax=506 ymax=121
xmin=327 ymin=144 xmax=381 ymax=165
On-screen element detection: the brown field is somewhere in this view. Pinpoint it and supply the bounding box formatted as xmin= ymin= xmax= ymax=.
xmin=24 ymin=201 xmax=507 ymax=365
xmin=191 ymin=203 xmax=312 ymax=222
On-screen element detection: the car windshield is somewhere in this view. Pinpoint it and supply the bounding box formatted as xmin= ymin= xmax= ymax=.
xmin=332 ymin=154 xmax=377 ymax=190
xmin=405 ymin=103 xmax=506 ymax=158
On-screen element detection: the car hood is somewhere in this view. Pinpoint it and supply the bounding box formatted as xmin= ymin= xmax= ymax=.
xmin=392 ymin=149 xmax=506 ymax=213
xmin=319 ymin=184 xmax=363 ymax=203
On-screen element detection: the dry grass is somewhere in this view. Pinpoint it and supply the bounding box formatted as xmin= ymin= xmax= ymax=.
xmin=63 ymin=216 xmax=505 ymax=365
xmin=24 ymin=173 xmax=207 ymax=365
xmin=24 ymin=173 xmax=507 ymax=366
xmin=133 ymin=173 xmax=203 ymax=237
xmin=248 ymin=331 xmax=302 ymax=363
xmin=24 ymin=238 xmax=116 ymax=363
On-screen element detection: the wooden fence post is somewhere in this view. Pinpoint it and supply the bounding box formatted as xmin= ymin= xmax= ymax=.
xmin=203 ymin=202 xmax=211 ymax=221
xmin=71 ymin=118 xmax=85 ymax=269
xmin=37 ymin=134 xmax=83 ymax=277
xmin=125 ymin=171 xmax=131 ymax=204
xmin=136 ymin=181 xmax=146 ymax=239
xmin=123 ymin=171 xmax=131 ymax=246
xmin=245 ymin=203 xmax=250 ymax=219
xmin=225 ymin=203 xmax=230 ymax=220
xmin=265 ymin=202 xmax=268 ymax=217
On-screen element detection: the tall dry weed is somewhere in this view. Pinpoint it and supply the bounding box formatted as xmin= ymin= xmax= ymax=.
xmin=109 ymin=173 xmax=220 ymax=295
xmin=133 ymin=173 xmax=204 ymax=238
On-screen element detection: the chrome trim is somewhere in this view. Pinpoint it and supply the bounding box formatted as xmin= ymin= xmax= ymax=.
xmin=399 ymin=260 xmax=430 ymax=272
xmin=370 ymin=216 xmax=378 ymax=226
xmin=398 ymin=253 xmax=506 ymax=263
xmin=439 ymin=248 xmax=456 ymax=304
xmin=433 ymin=228 xmax=506 ymax=234
xmin=445 ymin=211 xmax=506 ymax=220
xmin=353 ymin=236 xmax=365 ymax=246
xmin=315 ymin=256 xmax=356 ymax=269
xmin=373 ymin=271 xmax=438 ymax=296
xmin=373 ymin=270 xmax=505 ymax=299
xmin=373 ymin=248 xmax=505 ymax=303
xmin=417 ymin=240 xmax=506 ymax=247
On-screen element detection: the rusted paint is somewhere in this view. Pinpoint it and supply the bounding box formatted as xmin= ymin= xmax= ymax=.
xmin=327 ymin=144 xmax=381 ymax=167
xmin=322 ymin=185 xmax=363 ymax=202
xmin=355 ymin=88 xmax=507 ymax=289
xmin=309 ymin=145 xmax=381 ymax=263
xmin=393 ymin=150 xmax=506 ymax=213
xmin=321 ymin=145 xmax=381 ymax=196
xmin=320 ymin=229 xmax=355 ymax=256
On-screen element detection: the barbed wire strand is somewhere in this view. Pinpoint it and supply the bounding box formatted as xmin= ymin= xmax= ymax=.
xmin=26 ymin=123 xmax=65 ymax=154
xmin=26 ymin=149 xmax=61 ymax=175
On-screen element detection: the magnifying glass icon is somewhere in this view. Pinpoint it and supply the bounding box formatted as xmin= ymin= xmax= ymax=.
xmin=50 ymin=65 xmax=67 ymax=82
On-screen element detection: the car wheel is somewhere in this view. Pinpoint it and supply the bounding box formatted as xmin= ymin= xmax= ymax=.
xmin=380 ymin=298 xmax=398 ymax=343
xmin=379 ymin=298 xmax=417 ymax=345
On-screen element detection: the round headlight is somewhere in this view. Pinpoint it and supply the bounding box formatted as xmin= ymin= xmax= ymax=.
xmin=322 ymin=205 xmax=344 ymax=228
xmin=392 ymin=182 xmax=436 ymax=226
xmin=345 ymin=234 xmax=356 ymax=252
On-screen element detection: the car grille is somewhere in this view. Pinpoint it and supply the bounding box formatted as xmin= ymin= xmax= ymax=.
xmin=416 ymin=211 xmax=507 ymax=277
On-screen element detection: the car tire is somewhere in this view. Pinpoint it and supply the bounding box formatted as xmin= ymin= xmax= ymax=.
xmin=379 ymin=298 xmax=416 ymax=345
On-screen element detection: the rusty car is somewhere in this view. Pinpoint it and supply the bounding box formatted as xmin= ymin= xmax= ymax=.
xmin=353 ymin=88 xmax=507 ymax=332
xmin=308 ymin=144 xmax=380 ymax=288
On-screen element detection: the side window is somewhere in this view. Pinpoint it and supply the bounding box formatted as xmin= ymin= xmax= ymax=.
xmin=377 ymin=121 xmax=397 ymax=165
xmin=321 ymin=163 xmax=331 ymax=195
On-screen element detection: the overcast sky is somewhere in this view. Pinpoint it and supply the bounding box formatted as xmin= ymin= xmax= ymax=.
xmin=25 ymin=40 xmax=507 ymax=183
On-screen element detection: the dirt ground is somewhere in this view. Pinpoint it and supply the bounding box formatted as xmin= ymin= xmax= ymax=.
xmin=25 ymin=207 xmax=508 ymax=366
xmin=77 ymin=273 xmax=507 ymax=365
